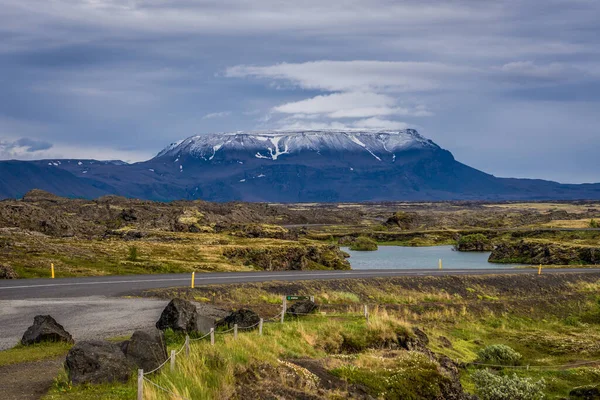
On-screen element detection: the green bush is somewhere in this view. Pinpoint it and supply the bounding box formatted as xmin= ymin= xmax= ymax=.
xmin=349 ymin=236 xmax=378 ymax=251
xmin=477 ymin=344 xmax=522 ymax=366
xmin=590 ymin=219 xmax=599 ymax=228
xmin=127 ymin=245 xmax=138 ymax=261
xmin=472 ymin=370 xmax=545 ymax=400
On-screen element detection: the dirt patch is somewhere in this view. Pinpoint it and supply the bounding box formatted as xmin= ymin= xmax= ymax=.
xmin=0 ymin=357 xmax=62 ymax=400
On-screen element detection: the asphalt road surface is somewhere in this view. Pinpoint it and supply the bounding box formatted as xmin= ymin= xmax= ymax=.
xmin=3 ymin=267 xmax=600 ymax=300
xmin=3 ymin=268 xmax=600 ymax=350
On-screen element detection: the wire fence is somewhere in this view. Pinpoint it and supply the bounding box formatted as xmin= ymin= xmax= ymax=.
xmin=139 ymin=296 xmax=367 ymax=399
xmin=139 ymin=296 xmax=600 ymax=399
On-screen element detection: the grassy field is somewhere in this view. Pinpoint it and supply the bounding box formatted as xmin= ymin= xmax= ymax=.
xmin=0 ymin=274 xmax=586 ymax=399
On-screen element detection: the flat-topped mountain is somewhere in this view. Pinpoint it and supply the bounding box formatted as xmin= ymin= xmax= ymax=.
xmin=1 ymin=129 xmax=599 ymax=201
xmin=155 ymin=129 xmax=436 ymax=162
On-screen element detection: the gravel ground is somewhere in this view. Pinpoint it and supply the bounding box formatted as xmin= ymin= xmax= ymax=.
xmin=0 ymin=296 xmax=225 ymax=350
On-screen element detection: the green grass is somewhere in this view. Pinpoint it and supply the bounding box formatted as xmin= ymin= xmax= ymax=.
xmin=0 ymin=342 xmax=72 ymax=367
xmin=44 ymin=370 xmax=136 ymax=400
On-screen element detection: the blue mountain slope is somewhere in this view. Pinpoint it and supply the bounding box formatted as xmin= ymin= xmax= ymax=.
xmin=1 ymin=130 xmax=599 ymax=201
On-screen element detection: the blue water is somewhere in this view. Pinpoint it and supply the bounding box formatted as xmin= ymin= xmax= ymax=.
xmin=343 ymin=245 xmax=522 ymax=270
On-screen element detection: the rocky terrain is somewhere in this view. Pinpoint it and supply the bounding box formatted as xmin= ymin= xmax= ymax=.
xmin=489 ymin=241 xmax=600 ymax=265
xmin=1 ymin=192 xmax=599 ymax=277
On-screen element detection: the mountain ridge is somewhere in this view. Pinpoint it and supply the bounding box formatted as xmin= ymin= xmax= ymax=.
xmin=1 ymin=129 xmax=599 ymax=202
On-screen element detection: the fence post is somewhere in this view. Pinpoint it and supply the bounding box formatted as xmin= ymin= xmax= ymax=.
xmin=137 ymin=369 xmax=143 ymax=400
xmin=191 ymin=271 xmax=195 ymax=288
xmin=439 ymin=259 xmax=443 ymax=270
xmin=365 ymin=305 xmax=369 ymax=325
xmin=310 ymin=295 xmax=314 ymax=302
xmin=259 ymin=318 xmax=263 ymax=336
xmin=234 ymin=324 xmax=238 ymax=340
xmin=210 ymin=328 xmax=215 ymax=346
xmin=51 ymin=263 xmax=55 ymax=279
xmin=185 ymin=335 xmax=190 ymax=356
xmin=281 ymin=296 xmax=287 ymax=323
xmin=170 ymin=350 xmax=176 ymax=372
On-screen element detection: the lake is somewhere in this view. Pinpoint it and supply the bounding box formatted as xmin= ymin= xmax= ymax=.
xmin=343 ymin=245 xmax=521 ymax=270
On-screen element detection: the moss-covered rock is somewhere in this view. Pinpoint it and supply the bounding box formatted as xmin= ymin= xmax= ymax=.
xmin=385 ymin=211 xmax=417 ymax=230
xmin=489 ymin=241 xmax=600 ymax=265
xmin=455 ymin=233 xmax=492 ymax=252
xmin=349 ymin=236 xmax=378 ymax=251
xmin=223 ymin=244 xmax=351 ymax=271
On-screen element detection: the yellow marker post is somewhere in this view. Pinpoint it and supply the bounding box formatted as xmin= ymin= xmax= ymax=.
xmin=538 ymin=265 xmax=542 ymax=275
xmin=191 ymin=271 xmax=195 ymax=288
xmin=51 ymin=263 xmax=55 ymax=279
xmin=439 ymin=259 xmax=443 ymax=270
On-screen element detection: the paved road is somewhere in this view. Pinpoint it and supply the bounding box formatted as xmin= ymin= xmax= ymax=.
xmin=2 ymin=268 xmax=600 ymax=300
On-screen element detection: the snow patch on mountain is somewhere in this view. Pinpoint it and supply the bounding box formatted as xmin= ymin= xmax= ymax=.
xmin=155 ymin=129 xmax=436 ymax=162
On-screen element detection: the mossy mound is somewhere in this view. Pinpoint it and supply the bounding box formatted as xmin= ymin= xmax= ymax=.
xmin=489 ymin=241 xmax=600 ymax=265
xmin=223 ymin=244 xmax=351 ymax=271
xmin=349 ymin=236 xmax=378 ymax=251
xmin=455 ymin=233 xmax=492 ymax=252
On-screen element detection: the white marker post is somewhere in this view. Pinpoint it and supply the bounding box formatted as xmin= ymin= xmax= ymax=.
xmin=137 ymin=369 xmax=143 ymax=400
xmin=281 ymin=296 xmax=287 ymax=323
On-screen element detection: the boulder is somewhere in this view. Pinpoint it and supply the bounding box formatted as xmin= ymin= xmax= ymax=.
xmin=65 ymin=340 xmax=132 ymax=384
xmin=21 ymin=315 xmax=73 ymax=345
xmin=217 ymin=309 xmax=260 ymax=330
xmin=121 ymin=329 xmax=168 ymax=372
xmin=287 ymin=300 xmax=318 ymax=316
xmin=0 ymin=264 xmax=18 ymax=279
xmin=156 ymin=298 xmax=198 ymax=333
xmin=570 ymin=385 xmax=600 ymax=399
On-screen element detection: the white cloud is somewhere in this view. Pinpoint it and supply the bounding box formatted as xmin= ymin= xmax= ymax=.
xmin=351 ymin=118 xmax=410 ymax=130
xmin=202 ymin=111 xmax=232 ymax=119
xmin=0 ymin=139 xmax=151 ymax=163
xmin=493 ymin=61 xmax=591 ymax=82
xmin=273 ymin=91 xmax=432 ymax=120
xmin=227 ymin=61 xmax=443 ymax=129
xmin=225 ymin=60 xmax=471 ymax=93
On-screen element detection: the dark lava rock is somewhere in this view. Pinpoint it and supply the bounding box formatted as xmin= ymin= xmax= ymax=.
xmin=156 ymin=298 xmax=198 ymax=333
xmin=21 ymin=315 xmax=73 ymax=345
xmin=0 ymin=264 xmax=18 ymax=279
xmin=65 ymin=340 xmax=132 ymax=385
xmin=570 ymin=385 xmax=600 ymax=399
xmin=489 ymin=241 xmax=600 ymax=265
xmin=287 ymin=300 xmax=318 ymax=316
xmin=121 ymin=329 xmax=168 ymax=372
xmin=216 ymin=309 xmax=260 ymax=330
xmin=222 ymin=244 xmax=350 ymax=271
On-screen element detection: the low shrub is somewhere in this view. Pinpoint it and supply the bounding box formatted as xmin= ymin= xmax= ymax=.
xmin=476 ymin=344 xmax=522 ymax=366
xmin=127 ymin=245 xmax=138 ymax=261
xmin=472 ymin=369 xmax=546 ymax=400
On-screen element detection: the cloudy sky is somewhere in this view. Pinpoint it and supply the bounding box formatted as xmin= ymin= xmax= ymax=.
xmin=0 ymin=0 xmax=599 ymax=183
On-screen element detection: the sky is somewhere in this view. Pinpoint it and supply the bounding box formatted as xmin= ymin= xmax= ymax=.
xmin=0 ymin=0 xmax=599 ymax=183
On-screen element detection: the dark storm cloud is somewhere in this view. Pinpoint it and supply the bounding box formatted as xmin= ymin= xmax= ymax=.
xmin=0 ymin=0 xmax=598 ymax=181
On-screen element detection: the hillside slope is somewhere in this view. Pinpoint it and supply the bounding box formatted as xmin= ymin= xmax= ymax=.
xmin=1 ymin=130 xmax=599 ymax=201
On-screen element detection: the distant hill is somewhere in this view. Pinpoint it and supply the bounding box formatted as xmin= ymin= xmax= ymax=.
xmin=1 ymin=130 xmax=599 ymax=201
